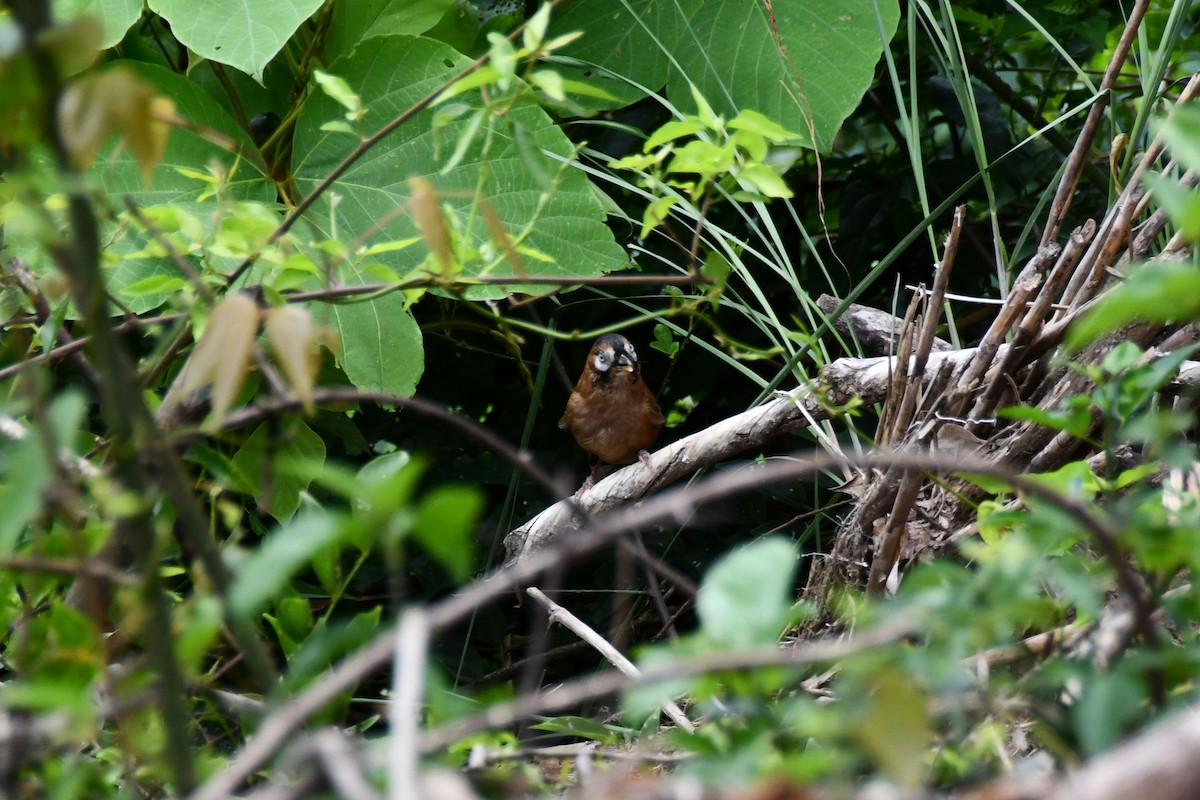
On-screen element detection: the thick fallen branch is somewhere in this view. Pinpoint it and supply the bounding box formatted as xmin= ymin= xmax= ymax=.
xmin=504 ymin=345 xmax=995 ymax=560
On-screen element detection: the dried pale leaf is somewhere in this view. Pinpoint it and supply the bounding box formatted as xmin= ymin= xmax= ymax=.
xmin=121 ymin=93 xmax=174 ymax=185
xmin=480 ymin=198 xmax=525 ymax=277
xmin=57 ymin=74 xmax=110 ymax=171
xmin=265 ymin=305 xmax=318 ymax=413
xmin=170 ymin=294 xmax=260 ymax=430
xmin=206 ymin=294 xmax=260 ymax=428
xmin=407 ymin=177 xmax=454 ymax=276
xmin=38 ymin=15 xmax=103 ymax=75
xmin=57 ymin=66 xmax=173 ymax=182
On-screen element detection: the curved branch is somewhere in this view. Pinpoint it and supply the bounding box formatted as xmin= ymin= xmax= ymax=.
xmin=504 ymin=346 xmax=990 ymax=559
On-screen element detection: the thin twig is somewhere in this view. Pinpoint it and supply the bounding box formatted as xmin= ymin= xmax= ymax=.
xmin=526 ymin=586 xmax=694 ymax=732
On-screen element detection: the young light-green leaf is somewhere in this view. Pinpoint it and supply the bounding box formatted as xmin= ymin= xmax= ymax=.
xmin=696 ymin=536 xmax=798 ymax=649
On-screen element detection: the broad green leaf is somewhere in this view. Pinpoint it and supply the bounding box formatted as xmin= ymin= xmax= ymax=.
xmin=549 ymin=0 xmax=901 ymax=150
xmin=292 ymin=35 xmax=629 ymax=303
xmin=0 ymin=394 xmax=82 ymax=556
xmin=1066 ymin=263 xmax=1200 ymax=351
xmin=547 ymin=0 xmax=684 ymax=111
xmin=853 ymin=670 xmax=931 ymax=787
xmin=1144 ymin=172 xmax=1200 ymax=242
xmin=673 ymin=0 xmax=900 ymax=151
xmin=324 ymin=0 xmax=453 ymax=60
xmin=1073 ymin=668 xmax=1142 ymax=756
xmin=120 ymin=274 xmax=188 ymax=297
xmin=998 ymin=400 xmax=1093 ymax=438
xmin=231 ymin=419 xmax=327 ymax=523
xmin=184 ymin=443 xmax=257 ymax=495
xmin=174 ymin=596 xmax=222 ymax=677
xmin=12 ymin=62 xmax=273 ymax=314
xmin=624 ymin=638 xmax=708 ymax=725
xmin=228 ymin=511 xmax=344 ymax=619
xmin=411 ymin=485 xmax=482 ymax=581
xmin=146 ymin=0 xmax=325 ymax=83
xmin=313 ymin=70 xmax=362 ymax=116
xmin=282 ymin=607 xmax=383 ymax=691
xmin=1022 ymin=460 xmax=1100 ymax=499
xmin=696 ymin=536 xmax=798 ymax=649
xmin=53 ymin=0 xmax=141 ymax=50
xmin=316 ymin=291 xmax=424 ymax=397
xmin=1156 ymin=106 xmax=1200 ymax=174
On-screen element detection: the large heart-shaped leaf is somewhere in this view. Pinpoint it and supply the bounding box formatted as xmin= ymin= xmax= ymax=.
xmin=147 ymin=0 xmax=324 ymax=83
xmin=324 ymin=0 xmax=454 ymax=61
xmin=314 ymin=291 xmax=424 ymax=398
xmin=551 ymin=0 xmax=901 ymax=151
xmin=292 ymin=34 xmax=630 ymax=302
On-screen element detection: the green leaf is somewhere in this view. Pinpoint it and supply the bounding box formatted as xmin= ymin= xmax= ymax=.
xmin=313 ymin=70 xmax=363 ymax=116
xmin=624 ymin=637 xmax=707 ymax=725
xmin=184 ymin=443 xmax=257 ymax=494
xmin=228 ymin=511 xmax=344 ymax=620
xmin=1144 ymin=172 xmax=1200 ymax=242
xmin=522 ymin=1 xmax=552 ymax=51
xmin=1156 ymin=105 xmax=1200 ymax=174
xmin=292 ymin=35 xmax=630 ymax=303
xmin=735 ymin=163 xmax=793 ymax=198
xmin=174 ymin=596 xmax=222 ymax=676
xmin=1073 ymin=668 xmax=1143 ymax=756
xmin=283 ymin=607 xmax=383 ymax=690
xmin=998 ymin=398 xmax=1094 ymax=439
xmin=1066 ymin=262 xmax=1200 ymax=351
xmin=852 ymin=670 xmax=931 ymax=787
xmin=1022 ymin=460 xmax=1100 ymax=499
xmin=531 ymin=716 xmax=622 ymax=743
xmin=650 ymin=323 xmax=679 ymax=357
xmin=644 ymin=118 xmax=708 ymax=151
xmin=411 ymin=485 xmax=482 ymax=581
xmin=231 ymin=419 xmax=327 ymax=522
xmin=549 ymin=0 xmax=901 ymax=150
xmin=324 ymin=0 xmax=453 ymax=60
xmin=696 ymin=536 xmax=798 ymax=648
xmin=146 ymin=0 xmax=325 ymax=83
xmin=728 ymin=109 xmax=804 ymax=143
xmin=317 ymin=291 xmax=424 ymax=396
xmin=0 ymin=425 xmax=53 ymax=557
xmin=120 ymin=274 xmax=188 ymax=297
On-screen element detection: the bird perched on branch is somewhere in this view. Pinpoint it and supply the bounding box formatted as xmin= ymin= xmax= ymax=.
xmin=559 ymin=333 xmax=664 ymax=491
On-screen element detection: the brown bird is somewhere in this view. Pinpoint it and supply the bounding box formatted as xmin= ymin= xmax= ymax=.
xmin=559 ymin=333 xmax=664 ymax=487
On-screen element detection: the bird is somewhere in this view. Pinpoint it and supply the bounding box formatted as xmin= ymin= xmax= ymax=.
xmin=559 ymin=333 xmax=664 ymax=490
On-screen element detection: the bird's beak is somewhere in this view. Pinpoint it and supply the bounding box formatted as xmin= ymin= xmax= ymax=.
xmin=615 ymin=353 xmax=635 ymax=372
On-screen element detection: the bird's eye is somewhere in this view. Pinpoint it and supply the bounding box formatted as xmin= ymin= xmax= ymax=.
xmin=594 ymin=351 xmax=610 ymax=370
